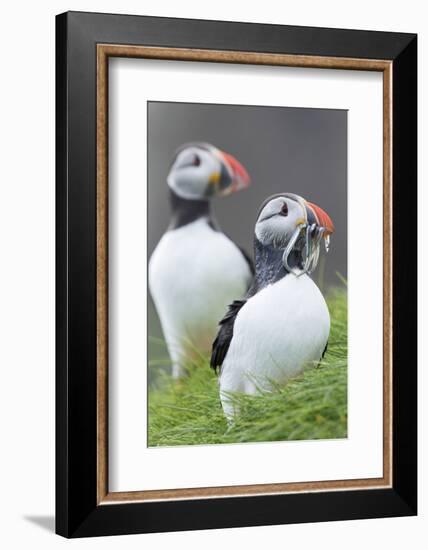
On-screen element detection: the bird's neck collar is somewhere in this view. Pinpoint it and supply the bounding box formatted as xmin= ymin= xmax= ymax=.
xmin=253 ymin=238 xmax=302 ymax=288
xmin=168 ymin=190 xmax=213 ymax=230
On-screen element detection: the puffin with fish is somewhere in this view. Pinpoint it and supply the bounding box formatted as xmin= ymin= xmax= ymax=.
xmin=149 ymin=142 xmax=253 ymax=379
xmin=210 ymin=193 xmax=335 ymax=420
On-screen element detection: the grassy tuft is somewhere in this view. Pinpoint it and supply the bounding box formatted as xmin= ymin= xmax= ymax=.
xmin=148 ymin=287 xmax=347 ymax=446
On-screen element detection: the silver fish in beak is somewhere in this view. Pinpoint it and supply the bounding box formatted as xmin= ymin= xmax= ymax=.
xmin=282 ymin=196 xmax=335 ymax=277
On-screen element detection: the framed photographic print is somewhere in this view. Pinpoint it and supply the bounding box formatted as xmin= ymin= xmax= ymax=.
xmin=56 ymin=11 xmax=417 ymax=538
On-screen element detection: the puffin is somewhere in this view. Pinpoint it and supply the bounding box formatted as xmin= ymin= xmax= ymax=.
xmin=149 ymin=142 xmax=253 ymax=379
xmin=210 ymin=193 xmax=335 ymax=420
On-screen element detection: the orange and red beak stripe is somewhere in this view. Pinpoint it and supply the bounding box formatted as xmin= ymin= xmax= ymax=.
xmin=306 ymin=201 xmax=335 ymax=236
xmin=221 ymin=151 xmax=250 ymax=191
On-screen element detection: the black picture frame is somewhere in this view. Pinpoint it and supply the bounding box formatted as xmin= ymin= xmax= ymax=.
xmin=56 ymin=11 xmax=417 ymax=538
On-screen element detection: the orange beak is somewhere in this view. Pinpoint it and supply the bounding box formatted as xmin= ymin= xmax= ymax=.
xmin=221 ymin=151 xmax=251 ymax=192
xmin=306 ymin=201 xmax=335 ymax=236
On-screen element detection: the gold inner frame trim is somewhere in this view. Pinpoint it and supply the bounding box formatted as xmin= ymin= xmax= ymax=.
xmin=96 ymin=44 xmax=393 ymax=505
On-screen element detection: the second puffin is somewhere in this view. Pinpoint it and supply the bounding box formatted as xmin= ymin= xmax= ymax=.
xmin=149 ymin=143 xmax=253 ymax=379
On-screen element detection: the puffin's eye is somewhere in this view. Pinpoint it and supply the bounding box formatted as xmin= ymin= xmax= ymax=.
xmin=192 ymin=154 xmax=201 ymax=166
xmin=279 ymin=202 xmax=288 ymax=216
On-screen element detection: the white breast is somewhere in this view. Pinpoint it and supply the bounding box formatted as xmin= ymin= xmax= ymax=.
xmin=149 ymin=218 xmax=252 ymax=377
xmin=219 ymin=273 xmax=330 ymax=402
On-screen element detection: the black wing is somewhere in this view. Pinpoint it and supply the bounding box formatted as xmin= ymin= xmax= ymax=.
xmin=315 ymin=342 xmax=329 ymax=368
xmin=210 ymin=299 xmax=246 ymax=374
xmin=322 ymin=342 xmax=328 ymax=359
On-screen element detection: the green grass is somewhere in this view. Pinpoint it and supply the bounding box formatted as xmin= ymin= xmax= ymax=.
xmin=148 ymin=286 xmax=347 ymax=446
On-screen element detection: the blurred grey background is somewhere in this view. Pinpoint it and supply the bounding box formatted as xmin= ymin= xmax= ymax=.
xmin=148 ymin=101 xmax=347 ymax=365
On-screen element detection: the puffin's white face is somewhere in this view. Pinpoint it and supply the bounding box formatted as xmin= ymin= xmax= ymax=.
xmin=255 ymin=195 xmax=308 ymax=248
xmin=167 ymin=143 xmax=250 ymax=201
xmin=255 ymin=193 xmax=335 ymax=275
